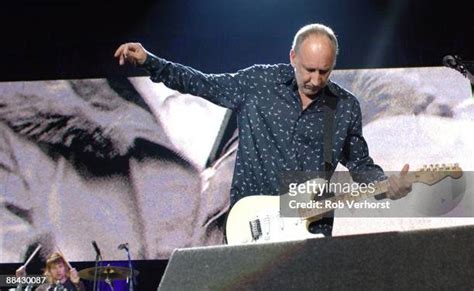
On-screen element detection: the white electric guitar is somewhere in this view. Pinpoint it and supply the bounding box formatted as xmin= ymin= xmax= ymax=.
xmin=225 ymin=164 xmax=463 ymax=245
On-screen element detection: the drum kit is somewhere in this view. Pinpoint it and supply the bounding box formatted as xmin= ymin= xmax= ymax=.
xmin=78 ymin=265 xmax=139 ymax=290
xmin=11 ymin=264 xmax=138 ymax=291
xmin=13 ymin=244 xmax=139 ymax=291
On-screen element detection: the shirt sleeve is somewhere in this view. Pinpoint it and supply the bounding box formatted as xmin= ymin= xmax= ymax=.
xmin=140 ymin=53 xmax=249 ymax=110
xmin=76 ymin=281 xmax=86 ymax=291
xmin=340 ymin=99 xmax=387 ymax=185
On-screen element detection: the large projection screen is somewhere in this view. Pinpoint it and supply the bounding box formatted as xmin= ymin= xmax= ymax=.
xmin=1 ymin=66 xmax=473 ymax=263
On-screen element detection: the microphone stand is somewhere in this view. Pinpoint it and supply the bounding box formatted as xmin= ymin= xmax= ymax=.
xmin=125 ymin=247 xmax=134 ymax=291
xmin=120 ymin=245 xmax=135 ymax=291
xmin=93 ymin=252 xmax=102 ymax=291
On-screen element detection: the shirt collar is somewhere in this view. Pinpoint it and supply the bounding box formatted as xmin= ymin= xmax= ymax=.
xmin=276 ymin=64 xmax=295 ymax=85
xmin=277 ymin=64 xmax=340 ymax=97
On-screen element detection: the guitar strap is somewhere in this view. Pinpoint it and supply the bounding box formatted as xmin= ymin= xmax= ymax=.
xmin=323 ymin=93 xmax=338 ymax=180
xmin=309 ymin=89 xmax=338 ymax=237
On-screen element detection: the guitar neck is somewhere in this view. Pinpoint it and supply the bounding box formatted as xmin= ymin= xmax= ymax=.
xmin=298 ymin=173 xmax=420 ymax=220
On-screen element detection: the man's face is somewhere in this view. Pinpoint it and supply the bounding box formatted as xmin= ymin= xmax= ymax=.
xmin=290 ymin=35 xmax=335 ymax=98
xmin=49 ymin=262 xmax=67 ymax=282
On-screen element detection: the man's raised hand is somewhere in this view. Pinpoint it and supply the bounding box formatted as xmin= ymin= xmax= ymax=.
xmin=114 ymin=42 xmax=148 ymax=66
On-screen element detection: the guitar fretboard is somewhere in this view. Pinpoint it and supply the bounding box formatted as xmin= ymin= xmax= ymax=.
xmin=297 ymin=172 xmax=424 ymax=220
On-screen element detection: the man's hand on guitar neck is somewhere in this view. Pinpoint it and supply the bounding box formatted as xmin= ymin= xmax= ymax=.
xmin=385 ymin=164 xmax=412 ymax=200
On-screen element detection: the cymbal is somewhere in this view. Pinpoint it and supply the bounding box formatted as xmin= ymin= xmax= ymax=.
xmin=78 ymin=266 xmax=138 ymax=281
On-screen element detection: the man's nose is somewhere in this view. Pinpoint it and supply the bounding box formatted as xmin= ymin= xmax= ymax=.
xmin=310 ymin=73 xmax=322 ymax=86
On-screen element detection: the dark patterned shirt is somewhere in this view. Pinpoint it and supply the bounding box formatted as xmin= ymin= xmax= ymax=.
xmin=142 ymin=54 xmax=385 ymax=204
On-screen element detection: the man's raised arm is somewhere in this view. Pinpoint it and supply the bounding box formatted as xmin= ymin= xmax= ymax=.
xmin=114 ymin=42 xmax=248 ymax=110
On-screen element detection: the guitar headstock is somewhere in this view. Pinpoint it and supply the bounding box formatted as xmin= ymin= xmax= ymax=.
xmin=414 ymin=163 xmax=463 ymax=185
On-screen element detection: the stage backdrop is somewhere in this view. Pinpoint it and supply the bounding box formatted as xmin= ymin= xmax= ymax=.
xmin=0 ymin=66 xmax=473 ymax=263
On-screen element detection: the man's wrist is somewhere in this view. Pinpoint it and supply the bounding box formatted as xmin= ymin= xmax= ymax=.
xmin=139 ymin=53 xmax=170 ymax=82
xmin=138 ymin=52 xmax=161 ymax=70
xmin=137 ymin=52 xmax=150 ymax=67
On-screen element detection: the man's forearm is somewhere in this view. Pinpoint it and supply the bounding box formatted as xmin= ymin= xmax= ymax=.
xmin=139 ymin=53 xmax=246 ymax=110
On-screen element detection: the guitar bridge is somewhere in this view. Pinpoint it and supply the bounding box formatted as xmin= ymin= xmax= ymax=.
xmin=249 ymin=219 xmax=262 ymax=241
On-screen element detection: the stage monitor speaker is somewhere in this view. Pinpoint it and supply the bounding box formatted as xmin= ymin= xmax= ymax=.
xmin=158 ymin=225 xmax=474 ymax=290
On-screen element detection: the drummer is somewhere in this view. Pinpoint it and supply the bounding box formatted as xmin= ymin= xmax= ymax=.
xmin=16 ymin=252 xmax=85 ymax=291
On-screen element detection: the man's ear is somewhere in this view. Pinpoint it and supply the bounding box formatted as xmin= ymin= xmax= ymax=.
xmin=289 ymin=49 xmax=296 ymax=67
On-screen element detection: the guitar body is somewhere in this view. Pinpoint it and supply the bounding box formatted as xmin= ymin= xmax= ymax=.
xmin=225 ymin=195 xmax=324 ymax=245
xmin=225 ymin=164 xmax=462 ymax=245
